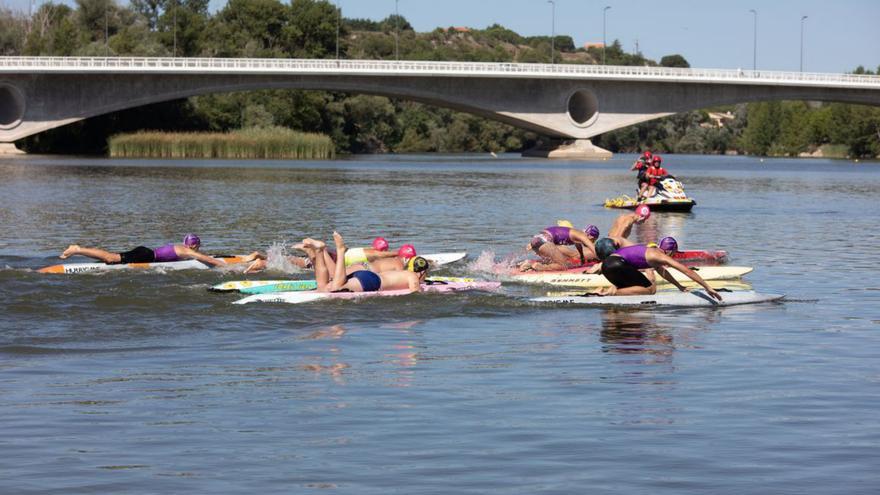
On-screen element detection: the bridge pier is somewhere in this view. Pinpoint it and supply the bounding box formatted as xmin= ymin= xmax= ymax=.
xmin=0 ymin=143 xmax=24 ymax=155
xmin=522 ymin=139 xmax=612 ymax=160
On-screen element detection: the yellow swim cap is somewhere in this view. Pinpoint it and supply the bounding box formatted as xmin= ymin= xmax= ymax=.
xmin=556 ymin=219 xmax=574 ymax=228
xmin=406 ymin=256 xmax=429 ymax=273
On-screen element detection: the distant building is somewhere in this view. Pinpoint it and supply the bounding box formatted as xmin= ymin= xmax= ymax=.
xmin=584 ymin=42 xmax=605 ymax=50
xmin=444 ymin=26 xmax=471 ymax=33
xmin=700 ymin=111 xmax=736 ymax=128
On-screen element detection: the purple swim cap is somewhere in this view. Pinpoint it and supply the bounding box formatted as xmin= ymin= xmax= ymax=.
xmin=658 ymin=236 xmax=678 ymax=252
xmin=183 ymin=233 xmax=201 ymax=248
xmin=583 ymin=225 xmax=600 ymax=239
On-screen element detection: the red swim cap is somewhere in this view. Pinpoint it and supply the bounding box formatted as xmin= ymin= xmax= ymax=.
xmin=635 ymin=204 xmax=651 ymax=219
xmin=397 ymin=244 xmax=417 ymax=260
xmin=372 ymin=237 xmax=389 ymax=251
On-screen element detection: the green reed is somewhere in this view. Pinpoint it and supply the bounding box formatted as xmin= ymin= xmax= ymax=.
xmin=109 ymin=127 xmax=335 ymax=159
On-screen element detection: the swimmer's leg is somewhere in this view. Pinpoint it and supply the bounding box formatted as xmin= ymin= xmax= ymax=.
xmin=302 ymin=238 xmax=329 ymax=291
xmin=60 ymin=245 xmax=121 ymax=264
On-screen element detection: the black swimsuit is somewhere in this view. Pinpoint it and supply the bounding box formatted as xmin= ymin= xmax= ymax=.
xmin=117 ymin=246 xmax=155 ymax=264
xmin=601 ymin=256 xmax=652 ymax=289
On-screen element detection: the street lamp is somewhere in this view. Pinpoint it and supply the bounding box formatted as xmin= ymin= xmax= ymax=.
xmin=800 ymin=15 xmax=808 ymax=72
xmin=749 ymin=9 xmax=757 ymax=71
xmin=172 ymin=0 xmax=178 ymax=57
xmin=336 ymin=1 xmax=341 ymax=59
xmin=548 ymin=0 xmax=555 ymax=64
xmin=603 ymin=6 xmax=611 ymax=65
xmin=394 ymin=0 xmax=399 ymax=61
xmin=104 ymin=9 xmax=109 ymax=56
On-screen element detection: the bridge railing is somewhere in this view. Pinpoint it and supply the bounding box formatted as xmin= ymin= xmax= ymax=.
xmin=1 ymin=56 xmax=879 ymax=88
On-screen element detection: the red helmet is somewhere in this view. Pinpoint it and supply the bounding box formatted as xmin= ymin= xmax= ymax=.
xmin=642 ymin=151 xmax=652 ymax=159
xmin=652 ymin=155 xmax=662 ymax=164
xmin=397 ymin=244 xmax=417 ymax=260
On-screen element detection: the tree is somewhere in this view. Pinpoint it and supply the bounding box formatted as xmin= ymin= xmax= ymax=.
xmin=204 ymin=0 xmax=287 ymax=57
xmin=130 ymin=0 xmax=162 ymax=30
xmin=660 ymin=54 xmax=690 ymax=68
xmin=0 ymin=8 xmax=26 ymax=55
xmin=739 ymin=101 xmax=781 ymax=155
xmin=153 ymin=0 xmax=209 ymax=57
xmin=283 ymin=0 xmax=345 ymax=58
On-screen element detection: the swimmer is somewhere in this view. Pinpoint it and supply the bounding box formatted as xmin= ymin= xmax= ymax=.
xmin=589 ymin=236 xmax=722 ymax=300
xmin=519 ymin=224 xmax=599 ymax=272
xmin=300 ymin=232 xmax=427 ymax=293
xmin=608 ymin=205 xmax=651 ymax=239
xmin=58 ymin=234 xmax=258 ymax=268
xmin=244 ymin=236 xmax=399 ymax=274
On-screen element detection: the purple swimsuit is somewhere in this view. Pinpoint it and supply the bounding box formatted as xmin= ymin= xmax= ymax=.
xmin=152 ymin=244 xmax=181 ymax=262
xmin=543 ymin=226 xmax=574 ymax=245
xmin=613 ymin=244 xmax=651 ymax=269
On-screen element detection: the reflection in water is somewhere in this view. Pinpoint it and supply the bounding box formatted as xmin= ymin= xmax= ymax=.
xmin=381 ymin=320 xmax=424 ymax=387
xmin=633 ymin=213 xmax=691 ymax=246
xmin=299 ymin=325 xmax=349 ymax=384
xmin=600 ymin=308 xmax=675 ymax=365
xmin=585 ymin=309 xmax=679 ymax=426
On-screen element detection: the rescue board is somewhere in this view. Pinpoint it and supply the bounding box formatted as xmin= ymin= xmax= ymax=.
xmin=671 ymin=250 xmax=728 ymax=263
xmin=531 ymin=290 xmax=783 ymax=307
xmin=512 ymin=265 xmax=753 ymax=288
xmin=211 ymin=276 xmax=477 ymax=294
xmin=423 ymin=252 xmax=467 ymax=265
xmin=544 ymin=280 xmax=754 ymax=297
xmin=232 ymin=280 xmax=501 ymax=305
xmin=37 ymin=256 xmax=248 ymax=274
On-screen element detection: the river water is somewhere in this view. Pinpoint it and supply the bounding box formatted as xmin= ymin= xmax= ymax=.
xmin=1 ymin=154 xmax=879 ymax=494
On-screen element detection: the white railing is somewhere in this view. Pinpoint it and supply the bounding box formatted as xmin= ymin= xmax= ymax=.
xmin=1 ymin=56 xmax=879 ymax=89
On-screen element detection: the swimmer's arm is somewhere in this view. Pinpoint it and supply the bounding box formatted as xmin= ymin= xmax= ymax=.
xmin=654 ymin=266 xmax=687 ymax=291
xmin=242 ymin=251 xmax=265 ymax=262
xmin=650 ymin=251 xmax=722 ymax=300
xmin=365 ymin=249 xmax=398 ymax=261
xmin=178 ymin=246 xmax=226 ymax=267
xmin=408 ymin=273 xmax=422 ymax=292
xmin=244 ymin=259 xmax=267 ymax=274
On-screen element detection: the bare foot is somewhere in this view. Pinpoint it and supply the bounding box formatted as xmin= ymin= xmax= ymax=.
xmin=291 ymin=243 xmax=307 ymax=252
xmin=332 ymin=231 xmax=346 ymax=252
xmin=302 ymin=238 xmax=325 ymax=250
xmin=60 ymin=244 xmax=80 ymax=259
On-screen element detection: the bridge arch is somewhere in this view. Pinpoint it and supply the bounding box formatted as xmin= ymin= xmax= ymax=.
xmin=0 ymin=82 xmax=25 ymax=130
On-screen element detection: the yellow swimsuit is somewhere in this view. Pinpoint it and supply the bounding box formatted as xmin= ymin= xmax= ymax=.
xmin=343 ymin=248 xmax=369 ymax=266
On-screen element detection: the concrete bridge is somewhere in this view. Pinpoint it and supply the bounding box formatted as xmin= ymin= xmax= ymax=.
xmin=1 ymin=57 xmax=879 ymax=157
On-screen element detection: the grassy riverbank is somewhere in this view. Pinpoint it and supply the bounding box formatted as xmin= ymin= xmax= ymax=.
xmin=108 ymin=127 xmax=335 ymax=159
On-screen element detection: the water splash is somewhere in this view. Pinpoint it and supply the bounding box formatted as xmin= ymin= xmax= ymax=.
xmin=264 ymin=241 xmax=305 ymax=274
xmin=467 ymin=250 xmax=521 ymax=277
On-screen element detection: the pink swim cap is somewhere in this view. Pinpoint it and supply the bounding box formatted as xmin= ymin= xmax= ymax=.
xmin=372 ymin=237 xmax=389 ymax=251
xmin=635 ymin=204 xmax=651 ymax=219
xmin=397 ymin=244 xmax=417 ymax=260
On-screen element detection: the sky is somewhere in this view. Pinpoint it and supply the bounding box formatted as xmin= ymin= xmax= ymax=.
xmin=3 ymin=0 xmax=879 ymax=74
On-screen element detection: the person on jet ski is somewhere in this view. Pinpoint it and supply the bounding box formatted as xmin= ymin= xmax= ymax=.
xmin=643 ymin=155 xmax=668 ymax=200
xmin=631 ymin=151 xmax=652 ymax=199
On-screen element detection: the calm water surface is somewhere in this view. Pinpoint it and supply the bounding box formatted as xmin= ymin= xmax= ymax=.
xmin=1 ymin=154 xmax=879 ymax=494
